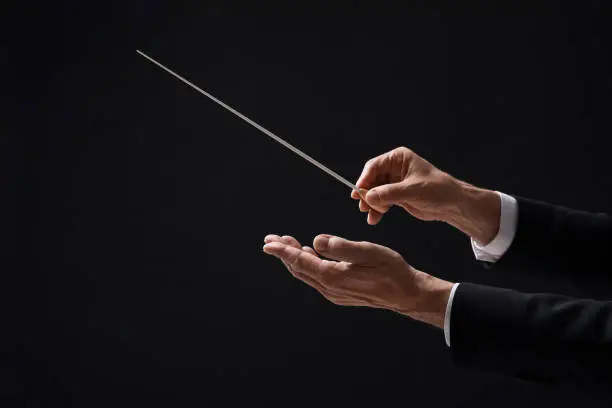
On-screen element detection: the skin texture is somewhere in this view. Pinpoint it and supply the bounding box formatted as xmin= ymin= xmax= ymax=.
xmin=263 ymin=146 xmax=501 ymax=328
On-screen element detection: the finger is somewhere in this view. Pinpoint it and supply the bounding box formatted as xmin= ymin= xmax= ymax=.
xmin=356 ymin=189 xmax=385 ymax=216
xmin=264 ymin=238 xmax=301 ymax=272
xmin=279 ymin=235 xmax=304 ymax=272
xmin=312 ymin=235 xmax=395 ymax=265
xmin=359 ymin=203 xmax=385 ymax=218
xmin=359 ymin=199 xmax=371 ymax=212
xmin=280 ymin=236 xmax=313 ymax=274
xmin=361 ymin=187 xmax=389 ymax=214
xmin=302 ymin=246 xmax=318 ymax=257
xmin=360 ymin=197 xmax=389 ymax=223
xmin=264 ymin=241 xmax=335 ymax=277
xmin=355 ymin=154 xmax=389 ymax=190
xmin=350 ymin=185 xmax=387 ymax=216
xmin=366 ymin=181 xmax=412 ymax=208
xmin=281 ymin=235 xmax=302 ymax=249
xmin=352 ymin=186 xmax=374 ymax=200
xmin=264 ymin=235 xmax=301 ymax=272
xmin=367 ymin=209 xmax=385 ymax=225
xmin=264 ymin=234 xmax=283 ymax=244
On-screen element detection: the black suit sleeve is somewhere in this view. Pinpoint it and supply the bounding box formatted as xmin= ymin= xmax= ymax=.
xmin=451 ymin=196 xmax=612 ymax=389
xmin=449 ymin=282 xmax=612 ymax=390
xmin=481 ymin=195 xmax=612 ymax=287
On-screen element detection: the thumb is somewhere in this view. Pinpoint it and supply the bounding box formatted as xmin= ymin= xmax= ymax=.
xmin=366 ymin=182 xmax=409 ymax=207
xmin=313 ymin=234 xmax=393 ymax=264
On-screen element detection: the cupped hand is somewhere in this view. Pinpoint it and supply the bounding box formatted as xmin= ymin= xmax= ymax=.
xmin=262 ymin=233 xmax=430 ymax=315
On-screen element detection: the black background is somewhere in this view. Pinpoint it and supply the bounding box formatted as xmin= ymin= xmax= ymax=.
xmin=3 ymin=0 xmax=612 ymax=405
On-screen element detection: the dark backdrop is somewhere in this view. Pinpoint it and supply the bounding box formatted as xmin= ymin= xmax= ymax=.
xmin=3 ymin=1 xmax=612 ymax=405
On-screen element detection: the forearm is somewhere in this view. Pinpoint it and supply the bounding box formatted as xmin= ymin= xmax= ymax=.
xmin=442 ymin=179 xmax=501 ymax=246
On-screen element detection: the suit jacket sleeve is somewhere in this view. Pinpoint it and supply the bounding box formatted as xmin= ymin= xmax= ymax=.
xmin=480 ymin=196 xmax=612 ymax=288
xmin=449 ymin=282 xmax=612 ymax=390
xmin=451 ymin=196 xmax=612 ymax=389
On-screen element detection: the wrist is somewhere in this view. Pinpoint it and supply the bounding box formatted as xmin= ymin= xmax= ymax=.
xmin=443 ymin=180 xmax=501 ymax=246
xmin=403 ymin=273 xmax=454 ymax=329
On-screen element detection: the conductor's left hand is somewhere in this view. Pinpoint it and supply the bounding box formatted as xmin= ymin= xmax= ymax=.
xmin=263 ymin=234 xmax=450 ymax=321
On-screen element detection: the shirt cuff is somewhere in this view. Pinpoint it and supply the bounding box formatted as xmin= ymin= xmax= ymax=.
xmin=470 ymin=191 xmax=518 ymax=263
xmin=444 ymin=282 xmax=460 ymax=347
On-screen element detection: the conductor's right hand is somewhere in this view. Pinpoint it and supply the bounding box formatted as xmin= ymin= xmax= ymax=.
xmin=351 ymin=147 xmax=465 ymax=226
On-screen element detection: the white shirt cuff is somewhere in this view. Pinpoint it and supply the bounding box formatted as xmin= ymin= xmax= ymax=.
xmin=444 ymin=282 xmax=460 ymax=347
xmin=470 ymin=191 xmax=518 ymax=263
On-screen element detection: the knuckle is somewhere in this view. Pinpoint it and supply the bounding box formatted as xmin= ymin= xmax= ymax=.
xmin=389 ymin=250 xmax=405 ymax=263
xmin=288 ymin=251 xmax=303 ymax=270
xmin=336 ymin=262 xmax=351 ymax=275
xmin=302 ymin=246 xmax=315 ymax=256
xmin=281 ymin=260 xmax=294 ymax=271
xmin=328 ymin=257 xmax=343 ymax=269
xmin=282 ymin=235 xmax=298 ymax=246
xmin=399 ymin=146 xmax=413 ymax=155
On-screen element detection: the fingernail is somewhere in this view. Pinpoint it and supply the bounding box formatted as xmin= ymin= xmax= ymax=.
xmin=316 ymin=235 xmax=330 ymax=251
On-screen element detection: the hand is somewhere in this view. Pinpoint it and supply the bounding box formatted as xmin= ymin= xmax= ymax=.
xmin=351 ymin=146 xmax=501 ymax=245
xmin=351 ymin=146 xmax=460 ymax=225
xmin=263 ymin=233 xmax=453 ymax=328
